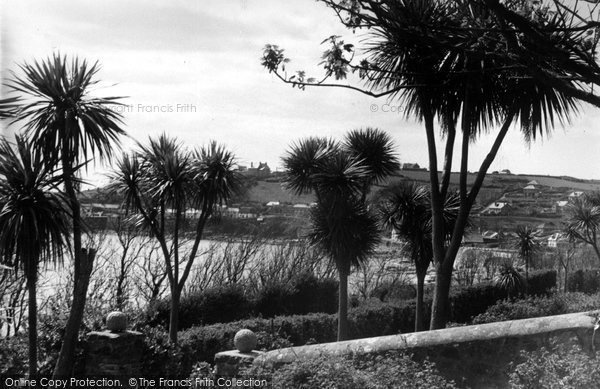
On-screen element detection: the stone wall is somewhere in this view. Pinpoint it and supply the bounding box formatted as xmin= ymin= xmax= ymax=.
xmin=254 ymin=311 xmax=600 ymax=388
xmin=85 ymin=330 xmax=145 ymax=376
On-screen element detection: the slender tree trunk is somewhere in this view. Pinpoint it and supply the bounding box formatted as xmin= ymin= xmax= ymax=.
xmin=53 ymin=248 xmax=95 ymax=378
xmin=54 ymin=155 xmax=94 ymax=378
xmin=415 ymin=271 xmax=426 ymax=332
xmin=168 ymin=286 xmax=180 ymax=343
xmin=337 ymin=269 xmax=349 ymax=341
xmin=564 ymin=267 xmax=568 ymax=293
xmin=26 ymin=266 xmax=38 ymax=378
xmin=430 ymin=263 xmax=452 ymax=330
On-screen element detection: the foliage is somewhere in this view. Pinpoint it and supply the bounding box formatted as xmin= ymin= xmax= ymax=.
xmin=508 ymin=342 xmax=600 ymax=389
xmin=141 ymin=325 xmax=188 ymax=378
xmin=177 ymin=273 xmax=556 ymax=366
xmin=152 ymin=285 xmax=252 ymax=329
xmin=246 ymin=352 xmax=457 ymax=389
xmin=472 ymin=292 xmax=600 ymax=325
xmin=0 ymin=337 xmax=28 ymax=376
xmin=567 ymin=269 xmax=600 ymax=294
xmin=497 ymin=264 xmax=526 ymax=299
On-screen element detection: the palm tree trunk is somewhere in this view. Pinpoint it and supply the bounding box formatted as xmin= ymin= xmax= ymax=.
xmin=415 ymin=271 xmax=426 ymax=332
xmin=337 ymin=270 xmax=349 ymax=341
xmin=430 ymin=263 xmax=452 ymax=330
xmin=53 ymin=248 xmax=95 ymax=378
xmin=168 ymin=286 xmax=180 ymax=343
xmin=26 ymin=266 xmax=38 ymax=378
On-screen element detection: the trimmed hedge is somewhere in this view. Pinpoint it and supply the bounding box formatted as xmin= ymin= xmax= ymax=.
xmin=567 ymin=269 xmax=600 ymax=294
xmin=472 ymin=292 xmax=600 ymax=325
xmin=153 ymin=274 xmax=338 ymax=329
xmin=178 ymin=270 xmax=557 ymax=366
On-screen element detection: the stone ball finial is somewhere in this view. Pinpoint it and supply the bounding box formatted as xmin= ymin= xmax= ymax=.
xmin=106 ymin=311 xmax=127 ymax=332
xmin=234 ymin=329 xmax=257 ymax=353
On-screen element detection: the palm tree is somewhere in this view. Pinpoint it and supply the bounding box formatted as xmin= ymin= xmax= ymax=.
xmin=111 ymin=134 xmax=240 ymax=343
xmin=379 ymin=182 xmax=461 ymax=332
xmin=344 ymin=127 xmax=399 ymax=202
xmin=565 ymin=197 xmax=600 ymax=263
xmin=283 ymin=131 xmax=396 ymax=340
xmin=308 ymin=153 xmax=380 ymax=340
xmin=6 ymin=53 xmax=126 ymax=376
xmin=0 ymin=135 xmax=70 ymax=378
xmin=496 ymin=263 xmax=525 ymax=300
xmin=514 ymin=225 xmax=540 ymax=284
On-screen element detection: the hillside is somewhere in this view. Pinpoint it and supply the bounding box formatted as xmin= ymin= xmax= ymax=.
xmin=81 ymin=170 xmax=600 ymax=206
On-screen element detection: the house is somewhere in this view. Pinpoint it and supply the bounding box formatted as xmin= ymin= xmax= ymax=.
xmin=547 ymin=233 xmax=570 ymax=249
xmin=568 ymin=191 xmax=584 ymax=201
xmin=523 ymin=185 xmax=538 ymax=197
xmin=402 ymin=162 xmax=424 ymax=170
xmin=554 ymin=200 xmax=569 ymax=214
xmin=266 ymin=201 xmax=280 ymax=207
xmin=244 ymin=162 xmax=271 ymax=177
xmin=481 ymin=201 xmax=511 ymax=216
xmin=482 ymin=230 xmax=499 ymax=242
xmin=499 ymin=169 xmax=512 ymax=175
xmin=527 ymin=180 xmax=539 ymax=187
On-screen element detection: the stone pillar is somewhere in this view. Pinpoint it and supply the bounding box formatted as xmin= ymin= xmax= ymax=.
xmin=214 ymin=329 xmax=264 ymax=376
xmin=214 ymin=350 xmax=265 ymax=376
xmin=85 ymin=330 xmax=145 ymax=376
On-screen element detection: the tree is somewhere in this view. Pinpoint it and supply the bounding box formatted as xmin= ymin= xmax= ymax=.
xmin=283 ymin=130 xmax=397 ymax=340
xmin=379 ymin=182 xmax=461 ymax=331
xmin=0 ymin=136 xmax=71 ymax=377
xmin=566 ymin=196 xmax=600 ymax=263
xmin=111 ymin=134 xmax=240 ymax=343
xmin=514 ymin=224 xmax=540 ymax=283
xmin=6 ymin=53 xmax=126 ymax=376
xmin=262 ymin=0 xmax=597 ymax=328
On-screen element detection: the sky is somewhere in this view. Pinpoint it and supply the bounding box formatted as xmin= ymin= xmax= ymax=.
xmin=1 ymin=0 xmax=600 ymax=186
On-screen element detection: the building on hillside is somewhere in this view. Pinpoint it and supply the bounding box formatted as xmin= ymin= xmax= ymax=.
xmin=554 ymin=200 xmax=569 ymax=214
xmin=568 ymin=191 xmax=584 ymax=201
xmin=499 ymin=169 xmax=512 ymax=175
xmin=481 ymin=230 xmax=499 ymax=243
xmin=480 ymin=201 xmax=511 ymax=216
xmin=547 ymin=233 xmax=570 ymax=249
xmin=527 ymin=180 xmax=540 ymax=187
xmin=244 ymin=162 xmax=271 ymax=177
xmin=523 ymin=184 xmax=539 ymax=197
xmin=266 ymin=201 xmax=280 ymax=207
xmin=401 ymin=162 xmax=426 ymax=170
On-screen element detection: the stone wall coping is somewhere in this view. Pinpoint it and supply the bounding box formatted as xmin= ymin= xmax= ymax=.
xmin=87 ymin=330 xmax=143 ymax=339
xmin=254 ymin=311 xmax=600 ymax=366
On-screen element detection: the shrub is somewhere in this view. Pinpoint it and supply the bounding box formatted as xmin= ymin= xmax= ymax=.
xmin=141 ymin=325 xmax=189 ymax=378
xmin=567 ymin=269 xmax=600 ymax=294
xmin=472 ymin=292 xmax=600 ymax=324
xmin=152 ymin=285 xmax=253 ymax=329
xmin=508 ymin=342 xmax=600 ymax=389
xmin=0 ymin=337 xmax=28 ymax=376
xmin=245 ymin=352 xmax=457 ymax=389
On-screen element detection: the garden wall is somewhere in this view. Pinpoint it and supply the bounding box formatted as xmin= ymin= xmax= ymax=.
xmin=254 ymin=311 xmax=600 ymax=388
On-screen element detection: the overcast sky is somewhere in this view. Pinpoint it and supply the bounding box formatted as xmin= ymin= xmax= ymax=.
xmin=2 ymin=0 xmax=600 ymax=185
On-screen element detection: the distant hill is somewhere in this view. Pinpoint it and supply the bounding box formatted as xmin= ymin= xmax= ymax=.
xmin=80 ymin=170 xmax=600 ymax=206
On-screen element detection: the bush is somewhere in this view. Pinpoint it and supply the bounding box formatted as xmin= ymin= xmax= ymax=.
xmin=152 ymin=285 xmax=253 ymax=329
xmin=567 ymin=269 xmax=600 ymax=294
xmin=141 ymin=325 xmax=189 ymax=378
xmin=245 ymin=352 xmax=457 ymax=389
xmin=253 ymin=274 xmax=337 ymax=318
xmin=472 ymin=292 xmax=600 ymax=324
xmin=0 ymin=337 xmax=28 ymax=376
xmin=508 ymin=342 xmax=600 ymax=389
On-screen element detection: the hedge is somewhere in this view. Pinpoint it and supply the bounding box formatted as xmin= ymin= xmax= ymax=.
xmin=178 ymin=270 xmax=556 ymax=366
xmin=151 ymin=274 xmax=338 ymax=329
xmin=567 ymin=269 xmax=600 ymax=294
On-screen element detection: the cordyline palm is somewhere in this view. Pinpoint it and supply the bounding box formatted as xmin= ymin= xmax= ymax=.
xmin=514 ymin=225 xmax=539 ymax=285
xmin=283 ymin=132 xmax=395 ymax=340
xmin=379 ymin=182 xmax=461 ymax=332
xmin=308 ymin=153 xmax=380 ymax=341
xmin=6 ymin=53 xmax=126 ymax=376
xmin=358 ymin=0 xmax=580 ymax=329
xmin=111 ymin=134 xmax=240 ymax=343
xmin=565 ymin=197 xmax=600 ymax=263
xmin=0 ymin=136 xmax=71 ymax=378
xmin=344 ymin=127 xmax=398 ymax=201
